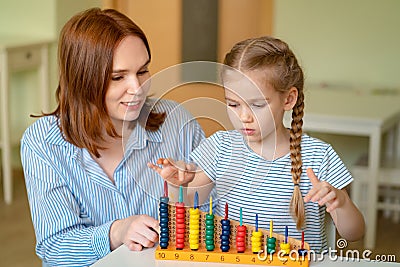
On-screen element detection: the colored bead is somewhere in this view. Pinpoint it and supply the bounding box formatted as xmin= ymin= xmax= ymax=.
xmin=220 ymin=245 xmax=230 ymax=252
xmin=205 ymin=213 xmax=215 ymax=251
xmin=251 ymin=230 xmax=263 ymax=254
xmin=160 ymin=232 xmax=169 ymax=238
xmin=176 ymin=228 xmax=185 ymax=234
xmin=160 ymin=217 xmax=169 ymax=223
xmin=189 ymin=207 xmax=200 ymax=250
xmin=220 ymin=235 xmax=229 ymax=241
xmin=267 ymin=237 xmax=276 ymax=254
xmin=175 ymin=203 xmax=185 ymax=250
xmin=236 ymin=225 xmax=247 ymax=253
xmin=280 ymin=242 xmax=290 ymax=255
xmin=160 ymin=221 xmax=168 ymax=228
xmin=220 ymin=218 xmax=231 ymax=252
xmin=159 ymin=197 xmax=169 ymax=249
xmin=221 ymin=240 xmax=230 ymax=246
xmin=298 ymin=248 xmax=307 ymax=256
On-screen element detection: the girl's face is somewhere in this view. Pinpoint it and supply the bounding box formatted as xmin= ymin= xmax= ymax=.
xmin=223 ymin=69 xmax=290 ymax=146
xmin=106 ymin=35 xmax=151 ymax=131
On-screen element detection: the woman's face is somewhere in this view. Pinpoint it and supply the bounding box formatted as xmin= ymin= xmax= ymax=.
xmin=106 ymin=35 xmax=151 ymax=130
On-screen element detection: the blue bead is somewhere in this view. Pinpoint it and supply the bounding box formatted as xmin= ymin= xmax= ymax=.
xmin=221 ymin=240 xmax=230 ymax=246
xmin=298 ymin=249 xmax=307 ymax=256
xmin=221 ymin=230 xmax=230 ymax=236
xmin=160 ymin=217 xmax=169 ymax=223
xmin=160 ymin=237 xmax=169 ymax=243
xmin=159 ymin=212 xmax=168 ymax=217
xmin=160 ymin=221 xmax=168 ymax=228
xmin=222 ymin=224 xmax=231 ymax=231
xmin=160 ymin=232 xmax=169 ymax=237
xmin=220 ymin=235 xmax=229 ymax=241
xmin=221 ymin=220 xmax=230 ymax=225
xmin=221 ymin=245 xmax=230 ymax=252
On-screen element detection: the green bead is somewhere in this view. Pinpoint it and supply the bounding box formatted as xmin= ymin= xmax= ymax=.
xmin=205 ymin=214 xmax=214 ymax=220
xmin=206 ymin=244 xmax=215 ymax=251
xmin=205 ymin=229 xmax=214 ymax=235
xmin=267 ymin=237 xmax=276 ymax=254
xmin=205 ymin=239 xmax=214 ymax=245
xmin=206 ymin=224 xmax=214 ymax=230
xmin=267 ymin=248 xmax=275 ymax=254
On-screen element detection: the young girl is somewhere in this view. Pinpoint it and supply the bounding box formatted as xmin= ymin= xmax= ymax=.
xmin=149 ymin=36 xmax=365 ymax=252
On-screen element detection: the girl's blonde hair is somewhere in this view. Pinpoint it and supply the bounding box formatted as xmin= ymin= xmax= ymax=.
xmin=223 ymin=36 xmax=305 ymax=229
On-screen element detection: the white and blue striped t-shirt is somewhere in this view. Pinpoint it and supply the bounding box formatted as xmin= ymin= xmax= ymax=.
xmin=21 ymin=99 xmax=205 ymax=267
xmin=190 ymin=130 xmax=353 ymax=253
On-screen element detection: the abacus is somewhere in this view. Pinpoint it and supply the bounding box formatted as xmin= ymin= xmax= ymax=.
xmin=156 ymin=183 xmax=310 ymax=266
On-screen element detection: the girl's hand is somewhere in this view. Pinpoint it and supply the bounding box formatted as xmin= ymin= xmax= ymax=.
xmin=304 ymin=168 xmax=347 ymax=213
xmin=147 ymin=158 xmax=196 ymax=186
xmin=110 ymin=215 xmax=159 ymax=251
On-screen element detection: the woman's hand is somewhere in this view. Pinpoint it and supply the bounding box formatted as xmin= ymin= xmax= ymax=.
xmin=109 ymin=215 xmax=159 ymax=251
xmin=304 ymin=168 xmax=347 ymax=213
xmin=147 ymin=158 xmax=196 ymax=186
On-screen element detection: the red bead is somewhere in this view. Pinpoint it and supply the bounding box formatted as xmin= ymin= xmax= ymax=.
xmin=176 ymin=213 xmax=185 ymax=219
xmin=176 ymin=233 xmax=185 ymax=239
xmin=237 ymin=226 xmax=246 ymax=231
xmin=236 ymin=241 xmax=245 ymax=247
xmin=176 ymin=243 xmax=185 ymax=249
xmin=176 ymin=218 xmax=185 ymax=224
xmin=236 ymin=236 xmax=245 ymax=242
xmin=176 ymin=223 xmax=185 ymax=229
xmin=237 ymin=231 xmax=246 ymax=237
xmin=176 ymin=237 xmax=185 ymax=244
xmin=176 ymin=228 xmax=185 ymax=234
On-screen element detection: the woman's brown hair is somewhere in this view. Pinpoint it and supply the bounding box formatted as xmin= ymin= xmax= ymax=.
xmin=38 ymin=8 xmax=165 ymax=157
xmin=223 ymin=36 xmax=305 ymax=229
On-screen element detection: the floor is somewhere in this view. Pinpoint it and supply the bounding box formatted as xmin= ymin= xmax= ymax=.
xmin=0 ymin=169 xmax=41 ymax=267
xmin=0 ymin=169 xmax=399 ymax=266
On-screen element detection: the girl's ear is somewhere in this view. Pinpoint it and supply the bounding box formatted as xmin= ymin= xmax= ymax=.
xmin=283 ymin=87 xmax=298 ymax=111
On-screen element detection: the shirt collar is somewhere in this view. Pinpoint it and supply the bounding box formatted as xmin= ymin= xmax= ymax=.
xmin=125 ymin=122 xmax=163 ymax=152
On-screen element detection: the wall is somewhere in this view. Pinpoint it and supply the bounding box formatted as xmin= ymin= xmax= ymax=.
xmin=0 ymin=0 xmax=102 ymax=167
xmin=274 ymin=0 xmax=400 ymax=89
xmin=274 ymin=0 xmax=400 ymax=165
xmin=218 ymin=0 xmax=273 ymax=62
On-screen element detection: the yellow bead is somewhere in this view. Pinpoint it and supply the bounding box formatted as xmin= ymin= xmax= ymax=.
xmin=189 ymin=208 xmax=199 ymax=215
xmin=190 ymin=218 xmax=200 ymax=224
xmin=190 ymin=244 xmax=199 ymax=250
xmin=280 ymin=242 xmax=291 ymax=254
xmin=252 ymin=231 xmax=263 ymax=237
xmin=189 ymin=230 xmax=199 ymax=236
xmin=189 ymin=238 xmax=199 ymax=244
xmin=252 ymin=241 xmax=262 ymax=247
xmin=189 ymin=224 xmax=200 ymax=230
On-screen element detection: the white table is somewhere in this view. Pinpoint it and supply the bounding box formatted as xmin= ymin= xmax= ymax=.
xmin=0 ymin=36 xmax=53 ymax=204
xmin=284 ymin=88 xmax=400 ymax=249
xmin=91 ymin=245 xmax=399 ymax=267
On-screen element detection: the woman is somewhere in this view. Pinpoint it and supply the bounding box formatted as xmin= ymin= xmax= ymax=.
xmin=21 ymin=8 xmax=204 ymax=266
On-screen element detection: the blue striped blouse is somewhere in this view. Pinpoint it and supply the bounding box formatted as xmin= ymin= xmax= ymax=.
xmin=190 ymin=130 xmax=353 ymax=253
xmin=21 ymin=99 xmax=205 ymax=267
